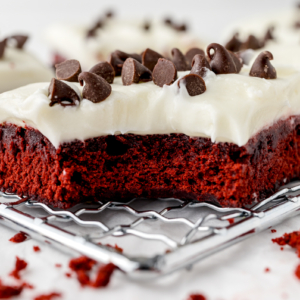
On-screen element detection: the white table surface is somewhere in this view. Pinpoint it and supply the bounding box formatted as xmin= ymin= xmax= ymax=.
xmin=1 ymin=0 xmax=300 ymax=299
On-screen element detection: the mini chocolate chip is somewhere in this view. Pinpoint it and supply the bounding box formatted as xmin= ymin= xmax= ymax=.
xmin=0 ymin=39 xmax=7 ymax=59
xmin=48 ymin=78 xmax=80 ymax=107
xmin=173 ymin=23 xmax=187 ymax=32
xmin=185 ymin=48 xmax=205 ymax=68
xmin=86 ymin=27 xmax=98 ymax=38
xmin=249 ymin=51 xmax=276 ymax=79
xmin=207 ymin=43 xmax=238 ymax=74
xmin=171 ymin=48 xmax=189 ymax=71
xmin=264 ymin=26 xmax=275 ymax=42
xmin=153 ymin=58 xmax=177 ymax=87
xmin=105 ymin=10 xmax=114 ymax=18
xmin=89 ymin=62 xmax=115 ymax=84
xmin=229 ymin=51 xmax=243 ymax=73
xmin=178 ymin=73 xmax=206 ymax=96
xmin=225 ymin=33 xmax=242 ymax=52
xmin=164 ymin=18 xmax=172 ymax=26
xmin=55 ymin=59 xmax=82 ymax=82
xmin=114 ymin=50 xmax=142 ymax=63
xmin=190 ymin=54 xmax=211 ymax=77
xmin=121 ymin=58 xmax=152 ymax=86
xmin=143 ymin=21 xmax=151 ymax=31
xmin=241 ymin=34 xmax=263 ymax=50
xmin=10 ymin=35 xmax=28 ymax=49
xmin=79 ymin=72 xmax=112 ymax=103
xmin=142 ymin=48 xmax=164 ymax=71
xmin=109 ymin=52 xmax=124 ymax=76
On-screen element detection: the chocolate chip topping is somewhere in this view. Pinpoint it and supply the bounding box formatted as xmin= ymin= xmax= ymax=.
xmin=10 ymin=35 xmax=28 ymax=49
xmin=164 ymin=18 xmax=172 ymax=26
xmin=48 ymin=78 xmax=80 ymax=107
xmin=229 ymin=51 xmax=243 ymax=73
xmin=207 ymin=43 xmax=238 ymax=74
xmin=241 ymin=34 xmax=263 ymax=50
xmin=109 ymin=50 xmax=142 ymax=76
xmin=143 ymin=21 xmax=151 ymax=31
xmin=105 ymin=10 xmax=114 ymax=18
xmin=79 ymin=72 xmax=112 ymax=103
xmin=264 ymin=26 xmax=275 ymax=42
xmin=185 ymin=48 xmax=205 ymax=68
xmin=142 ymin=48 xmax=164 ymax=71
xmin=225 ymin=33 xmax=242 ymax=52
xmin=178 ymin=74 xmax=206 ymax=96
xmin=55 ymin=59 xmax=82 ymax=82
xmin=190 ymin=54 xmax=211 ymax=77
xmin=249 ymin=51 xmax=277 ymax=79
xmin=152 ymin=58 xmax=177 ymax=87
xmin=0 ymin=39 xmax=6 ymax=59
xmin=171 ymin=48 xmax=189 ymax=71
xmin=89 ymin=61 xmax=115 ymax=84
xmin=173 ymin=23 xmax=187 ymax=32
xmin=121 ymin=58 xmax=152 ymax=86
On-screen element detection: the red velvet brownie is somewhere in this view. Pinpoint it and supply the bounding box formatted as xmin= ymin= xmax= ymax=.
xmin=0 ymin=45 xmax=299 ymax=208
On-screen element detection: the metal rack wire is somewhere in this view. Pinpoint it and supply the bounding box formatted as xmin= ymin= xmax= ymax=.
xmin=1 ymin=181 xmax=300 ymax=281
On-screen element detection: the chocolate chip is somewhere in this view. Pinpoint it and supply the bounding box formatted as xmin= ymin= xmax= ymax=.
xmin=48 ymin=78 xmax=80 ymax=107
xmin=153 ymin=58 xmax=177 ymax=87
xmin=55 ymin=59 xmax=82 ymax=82
xmin=0 ymin=39 xmax=7 ymax=59
xmin=190 ymin=54 xmax=211 ymax=77
xmin=79 ymin=72 xmax=112 ymax=103
xmin=225 ymin=33 xmax=242 ymax=52
xmin=114 ymin=50 xmax=142 ymax=63
xmin=178 ymin=74 xmax=206 ymax=96
xmin=10 ymin=35 xmax=28 ymax=49
xmin=185 ymin=48 xmax=205 ymax=68
xmin=171 ymin=48 xmax=189 ymax=71
xmin=109 ymin=52 xmax=124 ymax=76
xmin=121 ymin=58 xmax=152 ymax=86
xmin=142 ymin=48 xmax=164 ymax=71
xmin=207 ymin=43 xmax=238 ymax=74
xmin=229 ymin=51 xmax=243 ymax=73
xmin=249 ymin=51 xmax=276 ymax=79
xmin=105 ymin=10 xmax=114 ymax=18
xmin=86 ymin=27 xmax=98 ymax=38
xmin=164 ymin=18 xmax=172 ymax=26
xmin=143 ymin=21 xmax=151 ymax=31
xmin=241 ymin=34 xmax=263 ymax=50
xmin=173 ymin=23 xmax=187 ymax=32
xmin=264 ymin=26 xmax=275 ymax=42
xmin=89 ymin=62 xmax=115 ymax=84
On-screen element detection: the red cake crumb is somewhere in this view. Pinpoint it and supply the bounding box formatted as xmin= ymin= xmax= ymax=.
xmin=9 ymin=232 xmax=28 ymax=243
xmin=187 ymin=294 xmax=206 ymax=300
xmin=75 ymin=270 xmax=90 ymax=287
xmin=21 ymin=282 xmax=34 ymax=289
xmin=9 ymin=257 xmax=27 ymax=280
xmin=33 ymin=246 xmax=41 ymax=252
xmin=104 ymin=244 xmax=123 ymax=253
xmin=265 ymin=267 xmax=270 ymax=272
xmin=295 ymin=264 xmax=300 ymax=280
xmin=91 ymin=263 xmax=116 ymax=288
xmin=272 ymin=231 xmax=300 ymax=256
xmin=65 ymin=273 xmax=71 ymax=278
xmin=34 ymin=292 xmax=61 ymax=300
xmin=0 ymin=279 xmax=23 ymax=299
xmin=228 ymin=218 xmax=234 ymax=224
xmin=69 ymin=256 xmax=96 ymax=272
xmin=271 ymin=229 xmax=277 ymax=233
xmin=55 ymin=264 xmax=62 ymax=268
xmin=281 ymin=247 xmax=284 ymax=251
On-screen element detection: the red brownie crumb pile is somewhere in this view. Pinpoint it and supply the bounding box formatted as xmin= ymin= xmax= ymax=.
xmin=9 ymin=232 xmax=29 ymax=243
xmin=68 ymin=256 xmax=116 ymax=288
xmin=187 ymin=294 xmax=207 ymax=300
xmin=0 ymin=280 xmax=23 ymax=299
xmin=9 ymin=257 xmax=27 ymax=280
xmin=33 ymin=246 xmax=41 ymax=252
xmin=34 ymin=292 xmax=61 ymax=300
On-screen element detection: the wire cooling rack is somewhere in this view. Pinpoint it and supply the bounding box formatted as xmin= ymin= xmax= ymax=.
xmin=1 ymin=181 xmax=300 ymax=281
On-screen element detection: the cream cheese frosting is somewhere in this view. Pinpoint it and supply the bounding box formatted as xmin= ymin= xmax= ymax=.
xmin=0 ymin=65 xmax=300 ymax=149
xmin=0 ymin=47 xmax=54 ymax=93
xmin=223 ymin=9 xmax=300 ymax=68
xmin=45 ymin=19 xmax=205 ymax=70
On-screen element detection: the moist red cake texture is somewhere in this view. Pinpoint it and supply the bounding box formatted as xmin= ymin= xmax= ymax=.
xmin=0 ymin=113 xmax=300 ymax=208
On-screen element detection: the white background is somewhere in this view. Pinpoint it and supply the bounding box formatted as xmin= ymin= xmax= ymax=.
xmin=1 ymin=1 xmax=300 ymax=300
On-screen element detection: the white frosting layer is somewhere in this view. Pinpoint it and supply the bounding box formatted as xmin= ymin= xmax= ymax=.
xmin=0 ymin=65 xmax=300 ymax=149
xmin=45 ymin=19 xmax=205 ymax=69
xmin=223 ymin=9 xmax=300 ymax=68
xmin=0 ymin=48 xmax=54 ymax=93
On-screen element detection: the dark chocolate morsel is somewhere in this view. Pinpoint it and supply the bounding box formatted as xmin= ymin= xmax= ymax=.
xmin=10 ymin=35 xmax=28 ymax=49
xmin=121 ymin=58 xmax=152 ymax=86
xmin=164 ymin=18 xmax=172 ymax=26
xmin=79 ymin=72 xmax=112 ymax=103
xmin=228 ymin=51 xmax=243 ymax=73
xmin=171 ymin=48 xmax=189 ymax=71
xmin=114 ymin=50 xmax=142 ymax=63
xmin=55 ymin=59 xmax=82 ymax=82
xmin=241 ymin=34 xmax=263 ymax=50
xmin=152 ymin=58 xmax=177 ymax=87
xmin=264 ymin=26 xmax=275 ymax=42
xmin=178 ymin=73 xmax=206 ymax=96
xmin=105 ymin=10 xmax=114 ymax=18
xmin=190 ymin=54 xmax=211 ymax=77
xmin=142 ymin=48 xmax=164 ymax=71
xmin=185 ymin=48 xmax=205 ymax=68
xmin=249 ymin=51 xmax=277 ymax=79
xmin=89 ymin=61 xmax=115 ymax=84
xmin=48 ymin=78 xmax=80 ymax=107
xmin=86 ymin=27 xmax=98 ymax=38
xmin=143 ymin=21 xmax=151 ymax=31
xmin=225 ymin=33 xmax=242 ymax=52
xmin=206 ymin=43 xmax=238 ymax=74
xmin=173 ymin=23 xmax=187 ymax=32
xmin=0 ymin=39 xmax=7 ymax=59
xmin=109 ymin=52 xmax=124 ymax=76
